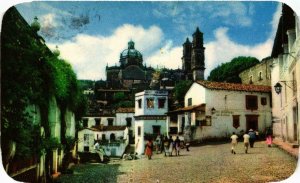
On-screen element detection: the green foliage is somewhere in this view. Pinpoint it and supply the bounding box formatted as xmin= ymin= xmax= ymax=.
xmin=42 ymin=137 xmax=62 ymax=151
xmin=174 ymin=80 xmax=193 ymax=101
xmin=1 ymin=7 xmax=87 ymax=162
xmin=113 ymin=92 xmax=126 ymax=102
xmin=207 ymin=56 xmax=259 ymax=83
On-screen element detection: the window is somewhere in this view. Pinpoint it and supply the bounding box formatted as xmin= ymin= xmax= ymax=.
xmin=138 ymin=126 xmax=141 ymax=136
xmin=188 ymin=98 xmax=192 ymax=106
xmin=147 ymin=98 xmax=154 ymax=108
xmin=232 ymin=115 xmax=240 ymax=129
xmin=258 ymin=72 xmax=262 ymax=81
xmin=261 ymin=97 xmax=267 ymax=106
xmin=126 ymin=117 xmax=132 ymax=127
xmin=196 ymin=120 xmax=201 ymax=126
xmin=102 ymin=134 xmax=106 ymax=140
xmin=246 ymin=95 xmax=258 ymax=110
xmin=107 ymin=118 xmax=114 ymax=126
xmin=83 ymin=118 xmax=88 ymax=127
xmin=249 ymin=76 xmax=253 ymax=84
xmin=138 ymin=99 xmax=142 ymax=108
xmin=110 ymin=133 xmax=116 ymax=141
xmin=158 ymin=98 xmax=166 ymax=108
xmin=95 ymin=118 xmax=101 ymax=126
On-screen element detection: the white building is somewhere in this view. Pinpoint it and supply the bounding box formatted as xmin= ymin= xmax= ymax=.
xmin=78 ymin=126 xmax=129 ymax=157
xmin=116 ymin=107 xmax=135 ymax=143
xmin=134 ymin=90 xmax=168 ymax=155
xmin=271 ymin=4 xmax=300 ymax=145
xmin=169 ymin=80 xmax=272 ymax=141
xmin=82 ymin=116 xmax=116 ymax=128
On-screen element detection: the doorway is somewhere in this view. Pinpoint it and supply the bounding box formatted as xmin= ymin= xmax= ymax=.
xmin=246 ymin=115 xmax=258 ymax=131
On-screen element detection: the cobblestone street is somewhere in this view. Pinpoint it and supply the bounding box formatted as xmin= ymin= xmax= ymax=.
xmin=56 ymin=141 xmax=297 ymax=183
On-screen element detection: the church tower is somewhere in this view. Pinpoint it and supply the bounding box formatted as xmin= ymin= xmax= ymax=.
xmin=182 ymin=38 xmax=192 ymax=80
xmin=191 ymin=27 xmax=205 ymax=81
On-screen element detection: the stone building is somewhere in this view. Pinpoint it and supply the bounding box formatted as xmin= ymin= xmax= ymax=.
xmin=239 ymin=57 xmax=272 ymax=86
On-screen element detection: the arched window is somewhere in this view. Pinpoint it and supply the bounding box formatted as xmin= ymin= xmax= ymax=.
xmin=258 ymin=72 xmax=262 ymax=81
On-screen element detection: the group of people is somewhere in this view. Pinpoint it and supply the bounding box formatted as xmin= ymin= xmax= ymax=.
xmin=144 ymin=135 xmax=190 ymax=160
xmin=230 ymin=128 xmax=273 ymax=154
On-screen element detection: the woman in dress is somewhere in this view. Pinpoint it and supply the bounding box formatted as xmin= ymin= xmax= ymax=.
xmin=145 ymin=139 xmax=153 ymax=160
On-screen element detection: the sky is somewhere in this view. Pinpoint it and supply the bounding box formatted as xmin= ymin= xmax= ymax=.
xmin=1 ymin=1 xmax=289 ymax=80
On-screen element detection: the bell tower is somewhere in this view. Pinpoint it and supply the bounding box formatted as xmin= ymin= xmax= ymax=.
xmin=191 ymin=27 xmax=205 ymax=81
xmin=182 ymin=38 xmax=192 ymax=80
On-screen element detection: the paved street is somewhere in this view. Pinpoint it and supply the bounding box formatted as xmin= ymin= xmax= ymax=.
xmin=55 ymin=141 xmax=297 ymax=183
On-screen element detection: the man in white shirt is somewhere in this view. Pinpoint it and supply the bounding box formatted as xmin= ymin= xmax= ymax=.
xmin=230 ymin=132 xmax=238 ymax=154
xmin=243 ymin=133 xmax=250 ymax=154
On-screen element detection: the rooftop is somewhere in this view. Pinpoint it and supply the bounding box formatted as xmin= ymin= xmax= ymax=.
xmin=196 ymin=80 xmax=271 ymax=93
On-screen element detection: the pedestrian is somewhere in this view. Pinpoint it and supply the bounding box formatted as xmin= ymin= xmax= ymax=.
xmin=145 ymin=139 xmax=153 ymax=160
xmin=248 ymin=129 xmax=256 ymax=148
xmin=155 ymin=134 xmax=161 ymax=154
xmin=163 ymin=136 xmax=170 ymax=156
xmin=168 ymin=136 xmax=174 ymax=156
xmin=230 ymin=132 xmax=238 ymax=154
xmin=266 ymin=128 xmax=273 ymax=147
xmin=175 ymin=136 xmax=181 ymax=156
xmin=94 ymin=141 xmax=105 ymax=162
xmin=243 ymin=132 xmax=250 ymax=154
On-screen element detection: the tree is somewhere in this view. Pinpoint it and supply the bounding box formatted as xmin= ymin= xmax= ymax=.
xmin=207 ymin=56 xmax=259 ymax=83
xmin=173 ymin=80 xmax=193 ymax=107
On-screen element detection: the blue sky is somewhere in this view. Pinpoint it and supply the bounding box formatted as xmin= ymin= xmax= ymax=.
xmin=9 ymin=1 xmax=284 ymax=79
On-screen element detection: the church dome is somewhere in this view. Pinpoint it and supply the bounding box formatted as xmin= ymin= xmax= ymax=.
xmin=120 ymin=40 xmax=143 ymax=67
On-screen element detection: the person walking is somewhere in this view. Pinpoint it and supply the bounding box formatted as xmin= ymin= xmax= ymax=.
xmin=243 ymin=132 xmax=250 ymax=154
xmin=155 ymin=134 xmax=161 ymax=154
xmin=145 ymin=139 xmax=153 ymax=160
xmin=248 ymin=129 xmax=256 ymax=148
xmin=168 ymin=136 xmax=174 ymax=156
xmin=175 ymin=136 xmax=181 ymax=156
xmin=230 ymin=132 xmax=238 ymax=154
xmin=266 ymin=128 xmax=273 ymax=147
xmin=163 ymin=136 xmax=170 ymax=157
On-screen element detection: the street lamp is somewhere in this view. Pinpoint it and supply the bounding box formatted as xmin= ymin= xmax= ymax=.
xmin=274 ymin=81 xmax=294 ymax=94
xmin=274 ymin=82 xmax=283 ymax=94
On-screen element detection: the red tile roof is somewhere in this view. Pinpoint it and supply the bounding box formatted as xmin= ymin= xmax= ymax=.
xmin=116 ymin=107 xmax=135 ymax=113
xmin=195 ymin=80 xmax=271 ymax=93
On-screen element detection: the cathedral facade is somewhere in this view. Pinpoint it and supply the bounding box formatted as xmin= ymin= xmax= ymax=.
xmin=91 ymin=27 xmax=206 ymax=116
xmin=106 ymin=40 xmax=154 ymax=89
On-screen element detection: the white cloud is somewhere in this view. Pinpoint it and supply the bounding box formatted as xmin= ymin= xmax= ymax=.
xmin=48 ymin=24 xmax=164 ymax=80
xmin=204 ymin=27 xmax=273 ymax=79
xmin=47 ymin=2 xmax=281 ymax=81
xmin=146 ymin=41 xmax=182 ymax=69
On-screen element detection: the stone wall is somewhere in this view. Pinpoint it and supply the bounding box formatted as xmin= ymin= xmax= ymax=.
xmin=239 ymin=58 xmax=272 ymax=86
